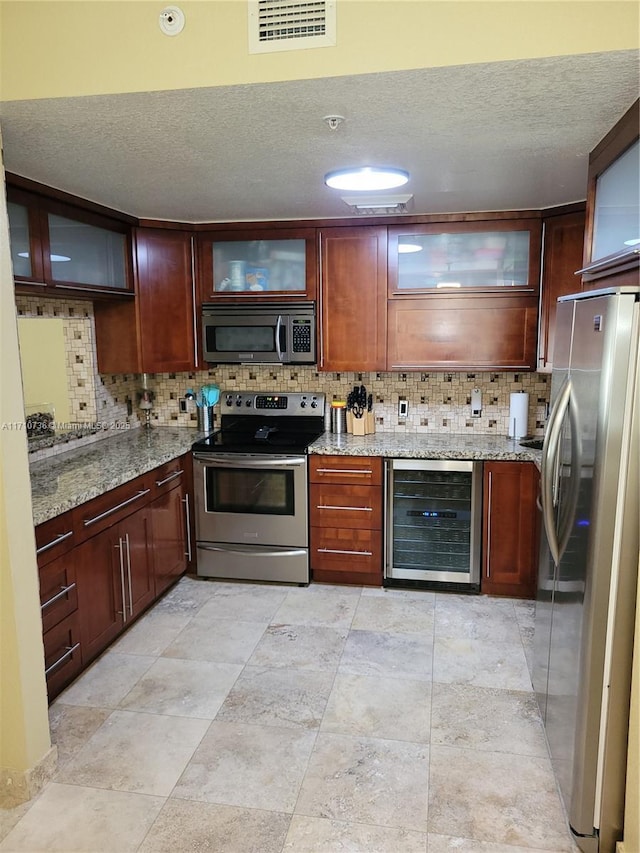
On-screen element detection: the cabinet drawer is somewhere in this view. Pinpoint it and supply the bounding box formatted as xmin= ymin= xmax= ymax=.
xmin=310 ymin=455 xmax=383 ymax=485
xmin=151 ymin=457 xmax=187 ymax=496
xmin=39 ymin=552 xmax=78 ymax=633
xmin=73 ymin=473 xmax=152 ymax=542
xmin=311 ymin=527 xmax=382 ymax=572
xmin=309 ymin=484 xmax=382 ymax=529
xmin=43 ymin=611 xmax=82 ymax=700
xmin=35 ymin=513 xmax=75 ymax=567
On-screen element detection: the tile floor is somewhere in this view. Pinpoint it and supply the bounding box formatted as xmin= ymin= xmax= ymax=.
xmin=0 ymin=577 xmax=579 ymax=853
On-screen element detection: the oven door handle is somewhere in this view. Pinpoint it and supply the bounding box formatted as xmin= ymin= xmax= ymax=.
xmin=197 ymin=543 xmax=307 ymax=557
xmin=193 ymin=454 xmax=306 ymax=468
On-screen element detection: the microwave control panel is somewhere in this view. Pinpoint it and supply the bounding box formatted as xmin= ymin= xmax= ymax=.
xmin=292 ymin=318 xmax=313 ymax=353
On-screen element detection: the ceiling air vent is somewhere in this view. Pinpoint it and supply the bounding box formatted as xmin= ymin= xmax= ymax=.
xmin=248 ymin=0 xmax=336 ymax=54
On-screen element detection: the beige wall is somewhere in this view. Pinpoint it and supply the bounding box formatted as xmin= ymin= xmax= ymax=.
xmin=0 ymin=137 xmax=52 ymax=802
xmin=1 ymin=1 xmax=638 ymax=102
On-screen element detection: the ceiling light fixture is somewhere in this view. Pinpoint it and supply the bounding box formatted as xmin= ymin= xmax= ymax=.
xmin=326 ymin=166 xmax=409 ymax=192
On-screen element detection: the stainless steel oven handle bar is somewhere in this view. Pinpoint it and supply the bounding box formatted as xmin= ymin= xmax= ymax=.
xmin=193 ymin=454 xmax=306 ymax=468
xmin=197 ymin=543 xmax=307 ymax=557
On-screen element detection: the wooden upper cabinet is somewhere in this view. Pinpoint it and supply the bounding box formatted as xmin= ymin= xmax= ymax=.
xmin=538 ymin=208 xmax=586 ymax=373
xmin=387 ymin=294 xmax=538 ymax=371
xmin=196 ymin=227 xmax=317 ymax=302
xmin=7 ymin=179 xmax=134 ymax=297
xmin=388 ymin=219 xmax=542 ymax=296
xmin=318 ymin=226 xmax=387 ymax=372
xmin=94 ymin=228 xmax=197 ymax=374
xmin=135 ymin=228 xmax=197 ymax=373
xmin=581 ymin=99 xmax=639 ymax=290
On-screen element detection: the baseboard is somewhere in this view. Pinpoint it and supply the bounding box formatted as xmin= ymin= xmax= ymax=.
xmin=0 ymin=745 xmax=57 ymax=808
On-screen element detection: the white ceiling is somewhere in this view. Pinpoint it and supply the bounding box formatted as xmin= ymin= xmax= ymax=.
xmin=0 ymin=50 xmax=638 ymax=223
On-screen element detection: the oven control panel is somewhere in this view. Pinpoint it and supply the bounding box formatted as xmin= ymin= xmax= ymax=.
xmin=222 ymin=391 xmax=325 ymax=416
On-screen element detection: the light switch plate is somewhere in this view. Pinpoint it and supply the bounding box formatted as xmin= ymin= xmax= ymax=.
xmin=398 ymin=399 xmax=409 ymax=418
xmin=471 ymin=388 xmax=482 ymax=418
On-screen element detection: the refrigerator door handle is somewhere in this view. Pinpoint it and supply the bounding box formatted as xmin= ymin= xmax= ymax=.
xmin=541 ymin=378 xmax=571 ymax=567
xmin=557 ymin=386 xmax=582 ymax=563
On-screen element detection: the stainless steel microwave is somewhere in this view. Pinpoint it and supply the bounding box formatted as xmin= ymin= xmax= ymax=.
xmin=202 ymin=301 xmax=316 ymax=365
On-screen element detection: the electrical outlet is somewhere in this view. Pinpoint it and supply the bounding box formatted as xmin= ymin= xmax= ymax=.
xmin=179 ymin=399 xmax=188 ymax=413
xmin=471 ymin=388 xmax=482 ymax=418
xmin=398 ymin=399 xmax=409 ymax=418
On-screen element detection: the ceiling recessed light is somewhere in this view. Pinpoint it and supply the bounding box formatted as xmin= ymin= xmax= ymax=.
xmin=325 ymin=166 xmax=409 ymax=192
xmin=398 ymin=243 xmax=423 ymax=253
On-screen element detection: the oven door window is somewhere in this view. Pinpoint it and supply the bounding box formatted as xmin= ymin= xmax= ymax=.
xmin=205 ymin=466 xmax=295 ymax=515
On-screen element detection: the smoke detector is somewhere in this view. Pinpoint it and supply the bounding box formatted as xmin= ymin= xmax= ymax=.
xmin=159 ymin=6 xmax=185 ymax=36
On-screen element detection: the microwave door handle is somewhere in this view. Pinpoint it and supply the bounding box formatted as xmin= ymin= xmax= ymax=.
xmin=275 ymin=314 xmax=284 ymax=362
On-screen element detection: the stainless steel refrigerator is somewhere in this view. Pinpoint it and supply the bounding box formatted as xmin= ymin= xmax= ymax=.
xmin=533 ymin=285 xmax=639 ymax=852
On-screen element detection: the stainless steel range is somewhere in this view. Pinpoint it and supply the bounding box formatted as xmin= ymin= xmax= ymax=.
xmin=192 ymin=391 xmax=326 ymax=584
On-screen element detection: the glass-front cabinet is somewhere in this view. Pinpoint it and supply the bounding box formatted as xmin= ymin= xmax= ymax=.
xmin=7 ymin=182 xmax=133 ymax=295
xmin=388 ymin=220 xmax=540 ymax=295
xmin=198 ymin=228 xmax=317 ymax=300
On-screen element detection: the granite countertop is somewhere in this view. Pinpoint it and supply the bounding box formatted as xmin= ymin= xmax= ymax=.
xmin=308 ymin=431 xmax=542 ymax=464
xmin=30 ymin=427 xmax=203 ymax=526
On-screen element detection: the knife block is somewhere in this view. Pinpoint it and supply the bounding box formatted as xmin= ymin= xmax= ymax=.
xmin=350 ymin=410 xmax=375 ymax=435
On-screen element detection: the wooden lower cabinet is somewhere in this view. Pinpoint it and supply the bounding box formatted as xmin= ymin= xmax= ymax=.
xmin=74 ymin=508 xmax=154 ymax=666
xmin=482 ymin=461 xmax=539 ymax=598
xmin=36 ymin=454 xmax=192 ymax=700
xmin=309 ymin=455 xmax=383 ymax=586
xmin=150 ymin=483 xmax=189 ymax=596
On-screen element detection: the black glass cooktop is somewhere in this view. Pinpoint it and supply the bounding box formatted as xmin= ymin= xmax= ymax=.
xmin=192 ymin=415 xmax=324 ymax=455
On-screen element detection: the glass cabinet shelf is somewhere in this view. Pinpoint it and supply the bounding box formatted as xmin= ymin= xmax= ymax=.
xmin=391 ymin=228 xmax=532 ymax=291
xmin=212 ymin=238 xmax=307 ymax=294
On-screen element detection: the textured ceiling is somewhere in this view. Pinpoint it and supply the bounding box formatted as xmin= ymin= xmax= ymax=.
xmin=1 ymin=51 xmax=638 ymax=223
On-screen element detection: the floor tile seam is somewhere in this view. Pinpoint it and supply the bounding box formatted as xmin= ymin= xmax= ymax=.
xmin=318 ymin=724 xmax=431 ymax=747
xmin=334 ymin=664 xmax=434 ymax=684
xmin=285 ymin=812 xmax=430 ymax=839
xmin=429 ymin=680 xmax=543 ymax=699
xmin=425 ymin=833 xmax=573 ymax=853
xmin=290 ymin=802 xmax=429 ymax=835
xmin=426 ymin=741 xmax=559 ymax=770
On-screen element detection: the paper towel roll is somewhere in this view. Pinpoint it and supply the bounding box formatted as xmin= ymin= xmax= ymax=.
xmin=508 ymin=392 xmax=529 ymax=439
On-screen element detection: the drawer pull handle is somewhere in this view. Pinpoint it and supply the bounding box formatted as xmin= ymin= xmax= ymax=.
xmin=316 ymin=504 xmax=373 ymax=512
xmin=45 ymin=642 xmax=80 ymax=677
xmin=318 ymin=548 xmax=373 ymax=556
xmin=41 ymin=582 xmax=76 ymax=611
xmin=36 ymin=530 xmax=73 ymax=555
xmin=183 ymin=494 xmax=192 ymax=560
xmin=83 ymin=489 xmax=151 ymax=526
xmin=155 ymin=469 xmax=184 ymax=487
xmin=315 ymin=468 xmax=373 ymax=475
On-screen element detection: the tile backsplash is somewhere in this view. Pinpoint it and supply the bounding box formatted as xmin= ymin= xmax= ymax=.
xmin=149 ymin=366 xmax=549 ymax=438
xmin=16 ymin=295 xmax=550 ymax=460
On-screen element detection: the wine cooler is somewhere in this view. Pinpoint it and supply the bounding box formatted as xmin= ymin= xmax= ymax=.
xmin=385 ymin=459 xmax=482 ymax=591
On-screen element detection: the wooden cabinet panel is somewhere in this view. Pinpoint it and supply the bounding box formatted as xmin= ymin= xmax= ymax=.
xmin=150 ymin=485 xmax=188 ymax=597
xmin=387 ymin=295 xmax=538 ymax=371
xmin=319 ymin=226 xmax=387 ymax=372
xmin=118 ymin=509 xmax=154 ymax=618
xmin=43 ymin=611 xmax=82 ymax=700
xmin=35 ymin=512 xmax=75 ymax=566
xmin=73 ymin=474 xmax=151 ymax=543
xmin=136 ymin=228 xmax=197 ymax=372
xmin=309 ymin=454 xmax=383 ymax=486
xmin=310 ymin=483 xmax=383 ymax=529
xmin=311 ymin=527 xmax=382 ymax=586
xmin=482 ymin=461 xmax=539 ymax=598
xmin=75 ymin=528 xmax=123 ymax=664
xmin=39 ymin=552 xmax=78 ymax=634
xmin=538 ymin=209 xmax=586 ymax=372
